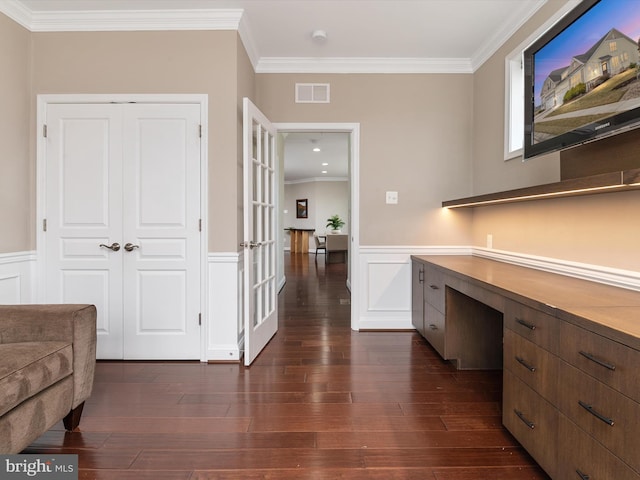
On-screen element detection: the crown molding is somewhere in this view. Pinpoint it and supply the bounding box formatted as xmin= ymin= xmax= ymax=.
xmin=237 ymin=11 xmax=259 ymax=70
xmin=470 ymin=0 xmax=547 ymax=71
xmin=0 ymin=2 xmax=243 ymax=32
xmin=255 ymin=57 xmax=473 ymax=74
xmin=285 ymin=177 xmax=348 ymax=185
xmin=0 ymin=0 xmax=32 ymax=29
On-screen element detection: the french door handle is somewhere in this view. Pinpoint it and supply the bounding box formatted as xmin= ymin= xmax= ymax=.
xmin=124 ymin=243 xmax=140 ymax=252
xmin=100 ymin=242 xmax=120 ymax=252
xmin=240 ymin=241 xmax=262 ymax=249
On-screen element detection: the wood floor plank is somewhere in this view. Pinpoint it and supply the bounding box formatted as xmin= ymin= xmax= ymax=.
xmin=433 ymin=466 xmax=551 ymax=480
xmin=24 ymin=254 xmax=550 ymax=479
xmin=248 ymin=414 xmax=447 ymax=432
xmin=316 ymin=430 xmax=519 ymax=449
xmin=130 ymin=448 xmax=366 ymax=470
xmin=362 ymin=447 xmax=537 ymax=468
xmin=190 ymin=468 xmax=438 ymax=479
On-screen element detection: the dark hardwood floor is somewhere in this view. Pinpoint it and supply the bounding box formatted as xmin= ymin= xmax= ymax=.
xmin=26 ymin=253 xmax=550 ymax=479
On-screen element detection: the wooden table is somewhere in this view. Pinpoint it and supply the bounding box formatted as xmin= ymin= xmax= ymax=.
xmin=286 ymin=228 xmax=315 ymax=253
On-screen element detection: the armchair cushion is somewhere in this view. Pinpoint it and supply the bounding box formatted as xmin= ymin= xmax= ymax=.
xmin=0 ymin=342 xmax=73 ymax=417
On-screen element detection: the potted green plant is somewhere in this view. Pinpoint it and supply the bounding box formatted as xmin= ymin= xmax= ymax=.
xmin=326 ymin=214 xmax=345 ymax=234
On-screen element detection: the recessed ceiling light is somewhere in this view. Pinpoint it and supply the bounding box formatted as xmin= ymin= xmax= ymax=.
xmin=313 ymin=147 xmax=321 ymax=152
xmin=321 ymin=170 xmax=328 ymax=174
xmin=322 ymin=162 xmax=328 ymax=166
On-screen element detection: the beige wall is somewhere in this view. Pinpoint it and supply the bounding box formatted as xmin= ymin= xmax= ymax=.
xmin=31 ymin=29 xmax=243 ymax=252
xmin=236 ymin=40 xmax=256 ymax=246
xmin=256 ymin=73 xmax=474 ymax=246
xmin=470 ymin=0 xmax=640 ymax=272
xmin=0 ymin=14 xmax=31 ymax=253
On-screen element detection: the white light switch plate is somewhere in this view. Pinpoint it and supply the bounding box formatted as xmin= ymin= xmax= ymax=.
xmin=386 ymin=191 xmax=398 ymax=204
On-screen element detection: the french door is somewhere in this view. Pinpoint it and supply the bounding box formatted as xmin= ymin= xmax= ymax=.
xmin=242 ymin=98 xmax=278 ymax=366
xmin=42 ymin=102 xmax=202 ymax=359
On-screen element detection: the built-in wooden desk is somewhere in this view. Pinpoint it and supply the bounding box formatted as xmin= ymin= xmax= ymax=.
xmin=286 ymin=228 xmax=315 ymax=254
xmin=411 ymin=255 xmax=640 ymax=480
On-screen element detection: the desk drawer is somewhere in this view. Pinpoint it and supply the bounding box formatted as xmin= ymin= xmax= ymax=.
xmin=424 ymin=302 xmax=445 ymax=358
xmin=424 ymin=266 xmax=445 ymax=313
xmin=504 ymin=300 xmax=559 ymax=354
xmin=503 ymin=370 xmax=558 ymax=479
xmin=560 ymin=321 xmax=640 ymax=401
xmin=557 ymin=414 xmax=640 ymax=480
xmin=557 ymin=361 xmax=640 ymax=473
xmin=504 ymin=328 xmax=559 ymax=403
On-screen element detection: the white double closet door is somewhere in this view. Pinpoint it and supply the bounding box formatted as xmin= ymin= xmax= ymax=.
xmin=42 ymin=102 xmax=202 ymax=360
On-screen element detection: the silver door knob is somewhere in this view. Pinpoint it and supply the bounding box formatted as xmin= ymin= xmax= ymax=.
xmin=99 ymin=242 xmax=120 ymax=252
xmin=124 ymin=243 xmax=140 ymax=252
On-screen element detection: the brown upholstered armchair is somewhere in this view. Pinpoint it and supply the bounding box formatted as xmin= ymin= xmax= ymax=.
xmin=0 ymin=304 xmax=97 ymax=453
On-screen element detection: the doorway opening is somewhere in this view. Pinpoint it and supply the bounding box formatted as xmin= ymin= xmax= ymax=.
xmin=275 ymin=123 xmax=360 ymax=331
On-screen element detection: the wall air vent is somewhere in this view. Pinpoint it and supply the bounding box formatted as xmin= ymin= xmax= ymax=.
xmin=295 ymin=83 xmax=330 ymax=103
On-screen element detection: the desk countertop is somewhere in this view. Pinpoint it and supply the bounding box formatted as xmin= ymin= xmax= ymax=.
xmin=412 ymin=255 xmax=640 ymax=349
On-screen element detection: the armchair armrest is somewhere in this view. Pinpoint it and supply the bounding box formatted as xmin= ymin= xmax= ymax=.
xmin=0 ymin=304 xmax=97 ymax=408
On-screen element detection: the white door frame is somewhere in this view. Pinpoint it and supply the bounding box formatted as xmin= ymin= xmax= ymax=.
xmin=36 ymin=93 xmax=209 ymax=361
xmin=275 ymin=122 xmax=360 ymax=331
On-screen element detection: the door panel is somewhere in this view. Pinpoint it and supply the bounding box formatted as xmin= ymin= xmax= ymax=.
xmin=122 ymin=104 xmax=201 ymax=359
xmin=45 ymin=104 xmax=124 ymax=359
xmin=243 ymin=98 xmax=278 ymax=366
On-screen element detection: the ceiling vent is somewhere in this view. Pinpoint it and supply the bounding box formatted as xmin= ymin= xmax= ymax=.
xmin=295 ymin=83 xmax=330 ymax=103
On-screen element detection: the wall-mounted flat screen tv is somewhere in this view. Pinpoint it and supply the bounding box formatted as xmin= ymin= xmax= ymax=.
xmin=524 ymin=0 xmax=640 ymax=159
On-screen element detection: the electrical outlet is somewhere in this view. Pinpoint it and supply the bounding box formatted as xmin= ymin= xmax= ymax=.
xmin=487 ymin=234 xmax=493 ymax=249
xmin=386 ymin=191 xmax=398 ymax=204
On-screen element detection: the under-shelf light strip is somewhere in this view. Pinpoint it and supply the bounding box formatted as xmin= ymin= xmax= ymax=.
xmin=444 ymin=184 xmax=627 ymax=209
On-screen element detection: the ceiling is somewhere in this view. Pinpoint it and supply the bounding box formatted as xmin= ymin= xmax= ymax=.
xmin=283 ymin=132 xmax=349 ymax=183
xmin=4 ymin=0 xmax=549 ymax=181
xmin=8 ymin=0 xmax=547 ymax=73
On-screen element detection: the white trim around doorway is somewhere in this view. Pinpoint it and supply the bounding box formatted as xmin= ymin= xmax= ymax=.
xmin=275 ymin=122 xmax=360 ymax=331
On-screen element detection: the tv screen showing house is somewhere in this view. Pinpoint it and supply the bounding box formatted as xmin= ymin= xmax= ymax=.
xmin=524 ymin=0 xmax=640 ymax=158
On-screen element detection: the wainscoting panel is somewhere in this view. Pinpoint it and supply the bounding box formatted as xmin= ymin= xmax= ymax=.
xmin=0 ymin=252 xmax=36 ymax=304
xmin=357 ymin=246 xmax=470 ymax=330
xmin=207 ymin=252 xmax=242 ymax=361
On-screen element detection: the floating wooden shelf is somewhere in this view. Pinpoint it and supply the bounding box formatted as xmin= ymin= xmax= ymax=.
xmin=442 ymin=168 xmax=640 ymax=208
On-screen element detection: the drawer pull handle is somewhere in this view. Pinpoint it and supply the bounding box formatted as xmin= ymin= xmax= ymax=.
xmin=428 ymin=284 xmax=439 ymax=290
xmin=514 ymin=409 xmax=535 ymax=429
xmin=418 ymin=270 xmax=424 ymax=283
xmin=576 ymin=470 xmax=590 ymax=480
xmin=515 ymin=356 xmax=536 ymax=372
xmin=579 ymin=351 xmax=616 ymax=371
xmin=515 ymin=318 xmax=536 ymax=331
xmin=578 ymin=400 xmax=615 ymax=426
xmin=428 ymin=324 xmax=438 ymax=330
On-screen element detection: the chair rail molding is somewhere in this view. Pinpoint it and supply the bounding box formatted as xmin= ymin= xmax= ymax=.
xmin=473 ymin=247 xmax=640 ymax=292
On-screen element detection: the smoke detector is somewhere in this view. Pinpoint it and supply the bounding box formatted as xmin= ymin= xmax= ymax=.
xmin=311 ymin=29 xmax=327 ymax=41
